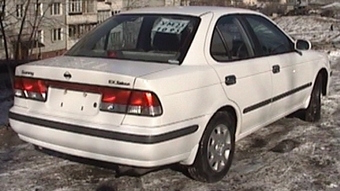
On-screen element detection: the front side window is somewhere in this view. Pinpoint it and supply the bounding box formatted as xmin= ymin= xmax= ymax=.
xmin=66 ymin=14 xmax=200 ymax=64
xmin=244 ymin=15 xmax=293 ymax=56
xmin=210 ymin=15 xmax=254 ymax=62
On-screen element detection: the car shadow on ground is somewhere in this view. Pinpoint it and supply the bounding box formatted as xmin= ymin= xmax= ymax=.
xmin=33 ymin=145 xmax=189 ymax=190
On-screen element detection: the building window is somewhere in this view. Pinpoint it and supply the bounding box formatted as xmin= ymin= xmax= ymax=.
xmin=68 ymin=24 xmax=96 ymax=39
xmin=69 ymin=0 xmax=82 ymax=14
xmin=35 ymin=3 xmax=43 ymax=16
xmin=0 ymin=1 xmax=5 ymax=18
xmin=98 ymin=10 xmax=111 ymax=23
xmin=51 ymin=3 xmax=62 ymax=15
xmin=52 ymin=28 xmax=62 ymax=41
xmin=37 ymin=30 xmax=44 ymax=43
xmin=16 ymin=4 xmax=24 ymax=18
xmin=84 ymin=0 xmax=94 ymax=13
xmin=112 ymin=10 xmax=121 ymax=15
xmin=0 ymin=35 xmax=4 ymax=48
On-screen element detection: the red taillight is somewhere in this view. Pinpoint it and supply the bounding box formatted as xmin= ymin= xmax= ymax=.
xmin=101 ymin=89 xmax=131 ymax=104
xmin=129 ymin=92 xmax=160 ymax=107
xmin=22 ymin=78 xmax=47 ymax=93
xmin=100 ymin=89 xmax=162 ymax=116
xmin=14 ymin=77 xmax=47 ymax=101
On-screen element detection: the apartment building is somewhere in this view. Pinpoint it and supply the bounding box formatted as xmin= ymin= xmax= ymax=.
xmin=165 ymin=0 xmax=190 ymax=6
xmin=0 ymin=0 xmax=67 ymax=60
xmin=66 ymin=0 xmax=97 ymax=49
xmin=0 ymin=0 xmax=191 ymax=60
xmin=122 ymin=0 xmax=166 ymax=9
xmin=0 ymin=0 xmax=101 ymax=59
xmin=97 ymin=0 xmax=114 ymax=23
xmin=240 ymin=0 xmax=258 ymax=5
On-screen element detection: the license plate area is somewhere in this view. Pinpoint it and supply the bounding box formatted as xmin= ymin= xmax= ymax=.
xmin=48 ymin=88 xmax=101 ymax=115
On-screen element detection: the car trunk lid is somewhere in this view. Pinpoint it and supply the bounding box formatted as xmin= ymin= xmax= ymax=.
xmin=14 ymin=56 xmax=175 ymax=125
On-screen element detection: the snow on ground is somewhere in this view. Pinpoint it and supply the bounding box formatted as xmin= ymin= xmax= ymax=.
xmin=1 ymin=15 xmax=340 ymax=191
xmin=321 ymin=2 xmax=340 ymax=10
xmin=274 ymin=16 xmax=340 ymax=43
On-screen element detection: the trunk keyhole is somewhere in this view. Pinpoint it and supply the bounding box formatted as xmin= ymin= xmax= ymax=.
xmin=60 ymin=102 xmax=63 ymax=107
xmin=93 ymin=102 xmax=97 ymax=108
xmin=81 ymin=106 xmax=84 ymax=111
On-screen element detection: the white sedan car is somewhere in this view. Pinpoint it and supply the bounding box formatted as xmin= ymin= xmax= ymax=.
xmin=9 ymin=6 xmax=331 ymax=182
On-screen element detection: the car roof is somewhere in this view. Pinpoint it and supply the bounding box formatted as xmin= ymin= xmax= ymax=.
xmin=121 ymin=6 xmax=260 ymax=17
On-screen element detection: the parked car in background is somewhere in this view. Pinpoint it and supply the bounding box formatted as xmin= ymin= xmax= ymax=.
xmin=9 ymin=6 xmax=331 ymax=183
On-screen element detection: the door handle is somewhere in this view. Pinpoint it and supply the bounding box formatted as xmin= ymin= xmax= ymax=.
xmin=272 ymin=65 xmax=280 ymax=74
xmin=225 ymin=75 xmax=236 ymax=86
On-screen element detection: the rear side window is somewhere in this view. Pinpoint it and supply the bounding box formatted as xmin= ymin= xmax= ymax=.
xmin=210 ymin=15 xmax=254 ymax=62
xmin=66 ymin=14 xmax=200 ymax=65
xmin=244 ymin=15 xmax=293 ymax=56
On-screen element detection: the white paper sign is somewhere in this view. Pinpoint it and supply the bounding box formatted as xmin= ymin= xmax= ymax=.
xmin=152 ymin=18 xmax=189 ymax=34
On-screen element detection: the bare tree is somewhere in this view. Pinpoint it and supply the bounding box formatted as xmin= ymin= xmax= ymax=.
xmin=15 ymin=0 xmax=32 ymax=60
xmin=0 ymin=0 xmax=9 ymax=60
xmin=0 ymin=0 xmax=12 ymax=88
xmin=0 ymin=0 xmax=64 ymax=87
xmin=0 ymin=0 xmax=63 ymax=60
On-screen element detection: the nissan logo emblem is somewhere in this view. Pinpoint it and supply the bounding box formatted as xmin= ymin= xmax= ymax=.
xmin=64 ymin=71 xmax=72 ymax=80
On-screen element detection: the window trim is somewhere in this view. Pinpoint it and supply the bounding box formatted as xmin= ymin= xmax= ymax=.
xmin=16 ymin=4 xmax=24 ymax=18
xmin=51 ymin=2 xmax=62 ymax=16
xmin=37 ymin=30 xmax=44 ymax=43
xmin=68 ymin=0 xmax=82 ymax=14
xmin=35 ymin=2 xmax=43 ymax=17
xmin=51 ymin=28 xmax=63 ymax=42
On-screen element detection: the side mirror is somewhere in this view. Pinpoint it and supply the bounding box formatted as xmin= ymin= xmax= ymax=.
xmin=295 ymin=39 xmax=311 ymax=50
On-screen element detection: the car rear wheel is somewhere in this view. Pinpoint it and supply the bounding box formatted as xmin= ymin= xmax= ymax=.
xmin=187 ymin=111 xmax=235 ymax=183
xmin=303 ymin=76 xmax=322 ymax=122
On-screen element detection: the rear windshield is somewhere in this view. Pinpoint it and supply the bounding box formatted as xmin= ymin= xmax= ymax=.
xmin=65 ymin=14 xmax=201 ymax=64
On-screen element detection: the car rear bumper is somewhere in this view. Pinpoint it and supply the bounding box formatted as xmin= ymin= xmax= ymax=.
xmin=9 ymin=107 xmax=204 ymax=167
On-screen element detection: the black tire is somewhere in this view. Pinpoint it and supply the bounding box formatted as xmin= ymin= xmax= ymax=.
xmin=303 ymin=76 xmax=322 ymax=122
xmin=187 ymin=111 xmax=235 ymax=183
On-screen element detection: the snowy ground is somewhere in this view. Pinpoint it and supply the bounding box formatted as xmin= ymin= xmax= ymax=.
xmin=1 ymin=16 xmax=340 ymax=191
xmin=274 ymin=16 xmax=340 ymax=48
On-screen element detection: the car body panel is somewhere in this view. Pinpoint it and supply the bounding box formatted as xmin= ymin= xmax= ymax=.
xmin=9 ymin=106 xmax=211 ymax=167
xmin=268 ymin=51 xmax=320 ymax=119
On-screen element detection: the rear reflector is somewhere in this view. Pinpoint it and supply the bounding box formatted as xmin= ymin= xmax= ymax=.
xmin=14 ymin=77 xmax=47 ymax=101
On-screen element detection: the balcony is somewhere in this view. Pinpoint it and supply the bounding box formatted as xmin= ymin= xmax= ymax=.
xmin=67 ymin=0 xmax=97 ymax=24
xmin=66 ymin=13 xmax=97 ymax=25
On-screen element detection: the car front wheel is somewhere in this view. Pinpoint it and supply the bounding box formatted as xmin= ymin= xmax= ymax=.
xmin=303 ymin=76 xmax=322 ymax=122
xmin=187 ymin=111 xmax=235 ymax=183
